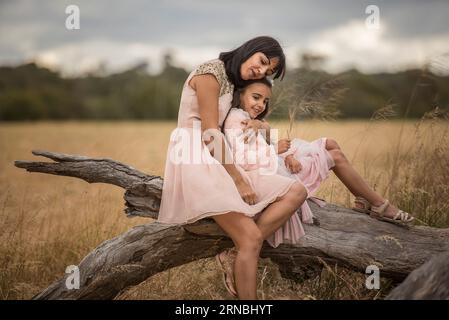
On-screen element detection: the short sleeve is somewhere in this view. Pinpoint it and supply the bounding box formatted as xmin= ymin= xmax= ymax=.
xmin=193 ymin=60 xmax=233 ymax=96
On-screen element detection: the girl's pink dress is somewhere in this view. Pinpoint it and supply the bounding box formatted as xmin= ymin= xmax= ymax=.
xmin=158 ymin=59 xmax=305 ymax=247
xmin=277 ymin=137 xmax=336 ymax=224
xmin=223 ymin=108 xmax=313 ymax=248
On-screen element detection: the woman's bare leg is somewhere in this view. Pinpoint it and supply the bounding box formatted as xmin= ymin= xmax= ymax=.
xmin=325 ymin=138 xmax=400 ymax=218
xmin=214 ymin=182 xmax=306 ymax=298
xmin=255 ymin=182 xmax=307 ymax=239
xmin=212 ymin=212 xmax=263 ymax=300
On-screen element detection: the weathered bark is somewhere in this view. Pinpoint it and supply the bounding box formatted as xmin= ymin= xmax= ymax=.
xmin=386 ymin=251 xmax=449 ymax=300
xmin=14 ymin=150 xmax=449 ymax=300
xmin=15 ymin=149 xmax=163 ymax=218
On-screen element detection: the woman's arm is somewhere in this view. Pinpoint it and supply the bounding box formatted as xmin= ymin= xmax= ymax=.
xmin=190 ymin=74 xmax=257 ymax=205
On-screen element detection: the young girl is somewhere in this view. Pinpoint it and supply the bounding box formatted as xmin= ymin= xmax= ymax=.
xmin=224 ymin=77 xmax=415 ymax=226
xmin=222 ymin=78 xmax=333 ymax=231
xmin=221 ymin=78 xmax=312 ymax=248
xmin=217 ymin=77 xmax=415 ymax=297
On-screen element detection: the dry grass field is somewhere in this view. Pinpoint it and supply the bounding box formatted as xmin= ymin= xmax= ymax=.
xmin=0 ymin=119 xmax=448 ymax=300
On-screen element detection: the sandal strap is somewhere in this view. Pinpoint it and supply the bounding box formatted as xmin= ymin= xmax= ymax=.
xmin=393 ymin=210 xmax=414 ymax=222
xmin=371 ymin=200 xmax=390 ymax=217
xmin=224 ymin=249 xmax=237 ymax=277
xmin=216 ymin=249 xmax=238 ymax=297
xmin=354 ymin=196 xmax=371 ymax=210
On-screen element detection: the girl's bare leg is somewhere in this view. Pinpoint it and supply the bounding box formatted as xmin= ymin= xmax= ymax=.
xmin=212 ymin=212 xmax=263 ymax=299
xmin=325 ymin=138 xmax=400 ymax=218
xmin=255 ymin=182 xmax=307 ymax=239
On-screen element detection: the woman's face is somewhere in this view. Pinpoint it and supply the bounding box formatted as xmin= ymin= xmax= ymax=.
xmin=240 ymin=52 xmax=279 ymax=80
xmin=240 ymin=83 xmax=272 ymax=119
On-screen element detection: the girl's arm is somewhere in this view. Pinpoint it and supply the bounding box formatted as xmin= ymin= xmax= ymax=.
xmin=191 ymin=74 xmax=257 ymax=205
xmin=258 ymin=120 xmax=292 ymax=154
xmin=241 ymin=119 xmax=271 ymax=145
xmin=278 ymin=145 xmax=297 ymax=159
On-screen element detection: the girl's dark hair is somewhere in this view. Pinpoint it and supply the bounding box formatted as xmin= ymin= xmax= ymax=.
xmin=221 ymin=78 xmax=273 ymax=133
xmin=219 ymin=36 xmax=286 ymax=88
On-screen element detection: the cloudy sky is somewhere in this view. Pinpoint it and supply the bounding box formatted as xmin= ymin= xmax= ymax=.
xmin=1 ymin=0 xmax=449 ymax=76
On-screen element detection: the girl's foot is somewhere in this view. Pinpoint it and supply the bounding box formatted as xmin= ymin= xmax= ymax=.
xmin=353 ymin=196 xmax=371 ymax=214
xmin=370 ymin=200 xmax=414 ymax=225
xmin=353 ymin=197 xmax=414 ymax=225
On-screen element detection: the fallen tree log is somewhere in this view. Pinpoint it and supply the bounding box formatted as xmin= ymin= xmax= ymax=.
xmin=386 ymin=251 xmax=449 ymax=300
xmin=14 ymin=150 xmax=449 ymax=300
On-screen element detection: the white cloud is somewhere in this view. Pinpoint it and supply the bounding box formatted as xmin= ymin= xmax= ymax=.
xmin=15 ymin=21 xmax=449 ymax=77
xmin=2 ymin=1 xmax=449 ymax=75
xmin=33 ymin=40 xmax=224 ymax=76
xmin=303 ymin=20 xmax=449 ymax=73
xmin=26 ymin=27 xmax=449 ymax=77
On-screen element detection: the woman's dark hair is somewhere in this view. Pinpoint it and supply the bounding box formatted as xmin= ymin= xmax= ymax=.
xmin=219 ymin=36 xmax=286 ymax=88
xmin=221 ymin=77 xmax=273 ymax=133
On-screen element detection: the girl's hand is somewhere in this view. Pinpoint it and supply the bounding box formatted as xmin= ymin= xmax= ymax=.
xmin=277 ymin=138 xmax=291 ymax=154
xmin=241 ymin=119 xmax=268 ymax=144
xmin=235 ymin=178 xmax=257 ymax=205
xmin=285 ymin=154 xmax=302 ymax=174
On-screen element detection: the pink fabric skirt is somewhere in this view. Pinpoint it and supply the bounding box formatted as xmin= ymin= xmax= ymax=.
xmin=251 ymin=137 xmax=335 ymax=248
xmin=274 ymin=137 xmax=336 ymax=245
xmin=158 ymin=129 xmax=334 ymax=248
xmin=158 ymin=128 xmax=297 ymax=232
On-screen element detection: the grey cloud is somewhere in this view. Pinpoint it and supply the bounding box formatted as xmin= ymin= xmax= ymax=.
xmin=1 ymin=0 xmax=448 ymax=71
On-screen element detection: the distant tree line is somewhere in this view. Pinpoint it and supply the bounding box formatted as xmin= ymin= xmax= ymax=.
xmin=0 ymin=57 xmax=448 ymax=121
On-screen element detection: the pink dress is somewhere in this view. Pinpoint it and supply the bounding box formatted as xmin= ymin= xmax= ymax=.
xmin=157 ymin=59 xmax=305 ymax=248
xmin=277 ymin=137 xmax=336 ymax=222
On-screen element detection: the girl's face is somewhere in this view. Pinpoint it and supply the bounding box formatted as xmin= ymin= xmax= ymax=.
xmin=240 ymin=83 xmax=272 ymax=119
xmin=240 ymin=52 xmax=279 ymax=80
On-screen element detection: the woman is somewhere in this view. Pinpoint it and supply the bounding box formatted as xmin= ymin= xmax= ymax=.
xmin=158 ymin=36 xmax=307 ymax=300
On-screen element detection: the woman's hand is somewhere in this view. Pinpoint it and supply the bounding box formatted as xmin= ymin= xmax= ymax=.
xmin=235 ymin=178 xmax=257 ymax=205
xmin=285 ymin=154 xmax=302 ymax=174
xmin=277 ymin=138 xmax=291 ymax=154
xmin=241 ymin=119 xmax=269 ymax=144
